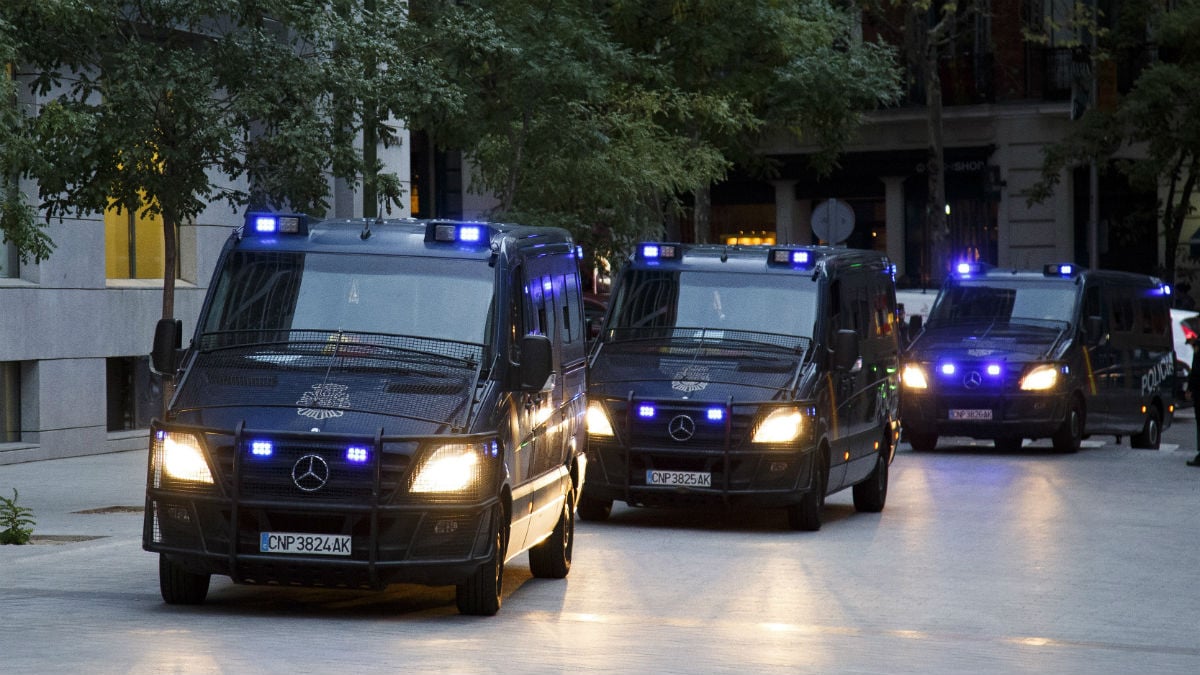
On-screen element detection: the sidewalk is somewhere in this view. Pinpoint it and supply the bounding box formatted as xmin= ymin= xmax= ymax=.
xmin=0 ymin=449 xmax=146 ymax=540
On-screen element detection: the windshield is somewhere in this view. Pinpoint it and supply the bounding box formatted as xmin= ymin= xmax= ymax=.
xmin=607 ymin=268 xmax=818 ymax=339
xmin=928 ymin=279 xmax=1078 ymax=327
xmin=201 ymin=251 xmax=494 ymax=345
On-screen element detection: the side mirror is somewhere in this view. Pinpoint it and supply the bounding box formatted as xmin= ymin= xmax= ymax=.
xmin=909 ymin=314 xmax=923 ymax=336
xmin=1085 ymin=315 xmax=1103 ymax=343
xmin=833 ymin=328 xmax=859 ymax=371
xmin=518 ymin=334 xmax=554 ymax=391
xmin=150 ymin=319 xmax=183 ymax=376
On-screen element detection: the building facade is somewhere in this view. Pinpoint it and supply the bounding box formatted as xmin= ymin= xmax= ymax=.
xmin=0 ymin=80 xmax=410 ymax=465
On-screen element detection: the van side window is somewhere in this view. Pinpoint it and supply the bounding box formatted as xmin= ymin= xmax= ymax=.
xmin=1108 ymin=287 xmax=1136 ymax=335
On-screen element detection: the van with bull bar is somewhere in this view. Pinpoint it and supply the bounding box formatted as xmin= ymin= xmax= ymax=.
xmin=582 ymin=243 xmax=901 ymax=530
xmin=900 ymin=262 xmax=1174 ymax=452
xmin=144 ymin=212 xmax=587 ymax=615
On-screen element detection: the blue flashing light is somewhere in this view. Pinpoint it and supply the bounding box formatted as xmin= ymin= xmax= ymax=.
xmin=346 ymin=446 xmax=369 ymax=463
xmin=1043 ymin=263 xmax=1078 ymax=277
xmin=637 ymin=243 xmax=680 ymax=261
xmin=459 ymin=225 xmax=482 ymax=242
xmin=245 ymin=212 xmax=307 ymax=236
xmin=250 ymin=440 xmax=274 ymax=457
xmin=426 ymin=222 xmax=493 ymax=245
xmin=986 ymin=364 xmax=1002 ymax=376
xmin=768 ymin=248 xmax=816 ymax=269
xmin=707 ymin=408 xmax=725 ymax=422
xmin=956 ymin=262 xmax=987 ymax=276
xmin=941 ymin=363 xmax=956 ymax=376
xmin=638 ymin=404 xmax=656 ymax=419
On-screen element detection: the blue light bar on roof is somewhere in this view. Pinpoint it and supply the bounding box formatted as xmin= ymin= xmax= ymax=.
xmin=637 ymin=243 xmax=680 ymax=261
xmin=955 ymin=262 xmax=987 ymax=276
xmin=767 ymin=248 xmax=816 ymax=269
xmin=245 ymin=212 xmax=307 ymax=236
xmin=425 ymin=222 xmax=493 ymax=245
xmin=1043 ymin=263 xmax=1078 ymax=277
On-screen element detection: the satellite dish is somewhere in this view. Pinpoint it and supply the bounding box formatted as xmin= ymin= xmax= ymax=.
xmin=812 ymin=199 xmax=855 ymax=245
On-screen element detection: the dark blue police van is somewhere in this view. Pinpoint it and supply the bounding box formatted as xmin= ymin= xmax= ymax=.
xmin=144 ymin=213 xmax=588 ymax=615
xmin=900 ymin=262 xmax=1175 ymax=452
xmin=582 ymin=243 xmax=901 ymax=530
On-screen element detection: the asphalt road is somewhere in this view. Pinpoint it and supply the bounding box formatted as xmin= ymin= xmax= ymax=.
xmin=2 ymin=417 xmax=1199 ymax=675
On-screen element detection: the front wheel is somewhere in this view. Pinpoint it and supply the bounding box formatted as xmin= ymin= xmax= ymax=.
xmin=1052 ymin=397 xmax=1084 ymax=453
xmin=159 ymin=554 xmax=210 ymax=605
xmin=907 ymin=430 xmax=937 ymax=452
xmin=456 ymin=507 xmax=507 ymax=616
xmin=576 ymin=491 xmax=612 ymax=522
xmin=529 ymin=487 xmax=574 ymax=579
xmin=1131 ymin=405 xmax=1162 ymax=449
xmin=852 ymin=447 xmax=889 ymax=513
xmin=787 ymin=450 xmax=827 ymax=531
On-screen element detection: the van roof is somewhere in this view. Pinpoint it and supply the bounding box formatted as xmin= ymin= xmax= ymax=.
xmin=233 ymin=216 xmax=576 ymax=259
xmin=949 ymin=263 xmax=1166 ymax=287
xmin=624 ymin=242 xmax=892 ymax=275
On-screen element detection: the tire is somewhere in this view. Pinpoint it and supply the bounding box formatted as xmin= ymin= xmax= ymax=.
xmin=907 ymin=430 xmax=937 ymax=452
xmin=576 ymin=491 xmax=612 ymax=522
xmin=1131 ymin=405 xmax=1162 ymax=450
xmin=159 ymin=554 xmax=210 ymax=605
xmin=456 ymin=507 xmax=507 ymax=616
xmin=994 ymin=436 xmax=1023 ymax=452
xmin=787 ymin=450 xmax=828 ymax=531
xmin=1052 ymin=397 xmax=1083 ymax=453
xmin=529 ymin=487 xmax=574 ymax=579
xmin=852 ymin=447 xmax=889 ymax=513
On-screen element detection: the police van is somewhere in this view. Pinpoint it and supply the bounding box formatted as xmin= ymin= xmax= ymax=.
xmin=900 ymin=263 xmax=1175 ymax=452
xmin=144 ymin=213 xmax=588 ymax=615
xmin=582 ymin=243 xmax=901 ymax=531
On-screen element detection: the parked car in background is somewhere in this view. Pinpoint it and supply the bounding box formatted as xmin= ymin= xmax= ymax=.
xmin=1173 ymin=308 xmax=1200 ymax=405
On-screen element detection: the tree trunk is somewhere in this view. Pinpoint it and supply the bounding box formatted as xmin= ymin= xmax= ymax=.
xmin=692 ymin=185 xmax=711 ymax=244
xmin=924 ymin=45 xmax=949 ymax=284
xmin=160 ymin=213 xmax=178 ymax=414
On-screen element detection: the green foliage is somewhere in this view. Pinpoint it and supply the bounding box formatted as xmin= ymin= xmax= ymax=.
xmin=0 ymin=488 xmax=36 ymax=545
xmin=1028 ymin=0 xmax=1200 ymax=284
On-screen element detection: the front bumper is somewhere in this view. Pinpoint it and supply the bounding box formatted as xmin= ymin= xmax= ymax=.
xmin=143 ymin=422 xmax=500 ymax=589
xmin=900 ymin=392 xmax=1066 ymax=439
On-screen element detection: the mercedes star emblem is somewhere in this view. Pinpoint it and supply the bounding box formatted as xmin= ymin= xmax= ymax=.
xmin=963 ymin=371 xmax=983 ymax=389
xmin=292 ymin=454 xmax=331 ymax=492
xmin=668 ymin=414 xmax=696 ymax=442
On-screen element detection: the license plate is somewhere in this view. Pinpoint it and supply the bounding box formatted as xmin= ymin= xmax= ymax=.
xmin=949 ymin=409 xmax=993 ymax=420
xmin=646 ymin=470 xmax=712 ymax=487
xmin=260 ymin=532 xmax=351 ymax=556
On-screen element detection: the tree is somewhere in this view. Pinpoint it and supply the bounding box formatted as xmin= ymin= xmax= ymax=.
xmin=607 ymin=0 xmax=901 ymax=244
xmin=2 ymin=0 xmax=464 ymax=320
xmin=859 ymin=0 xmax=985 ymax=281
xmin=415 ymin=0 xmax=898 ymax=264
xmin=1027 ymin=0 xmax=1198 ymax=286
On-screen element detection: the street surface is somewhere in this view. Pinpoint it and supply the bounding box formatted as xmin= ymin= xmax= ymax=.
xmin=3 ymin=416 xmax=1200 ymax=675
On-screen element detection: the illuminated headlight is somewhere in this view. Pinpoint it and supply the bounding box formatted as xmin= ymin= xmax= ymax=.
xmin=160 ymin=431 xmax=214 ymax=484
xmin=901 ymin=364 xmax=929 ymax=389
xmin=752 ymin=407 xmax=803 ymax=444
xmin=1020 ymin=365 xmax=1059 ymax=391
xmin=411 ymin=445 xmax=481 ymax=493
xmin=586 ymin=401 xmax=615 ymax=437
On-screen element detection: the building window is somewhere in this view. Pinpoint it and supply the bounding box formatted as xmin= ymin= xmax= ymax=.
xmin=105 ymin=204 xmax=169 ymax=279
xmin=0 ymin=238 xmax=16 ymax=278
xmin=1 ymin=361 xmax=20 ymax=443
xmin=106 ymin=356 xmax=157 ymax=431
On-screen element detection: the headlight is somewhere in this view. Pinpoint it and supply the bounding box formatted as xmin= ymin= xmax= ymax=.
xmin=586 ymin=401 xmax=615 ymax=437
xmin=752 ymin=407 xmax=803 ymax=444
xmin=1020 ymin=365 xmax=1059 ymax=391
xmin=159 ymin=431 xmax=214 ymax=484
xmin=411 ymin=444 xmax=482 ymax=493
xmin=901 ymin=364 xmax=928 ymax=389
